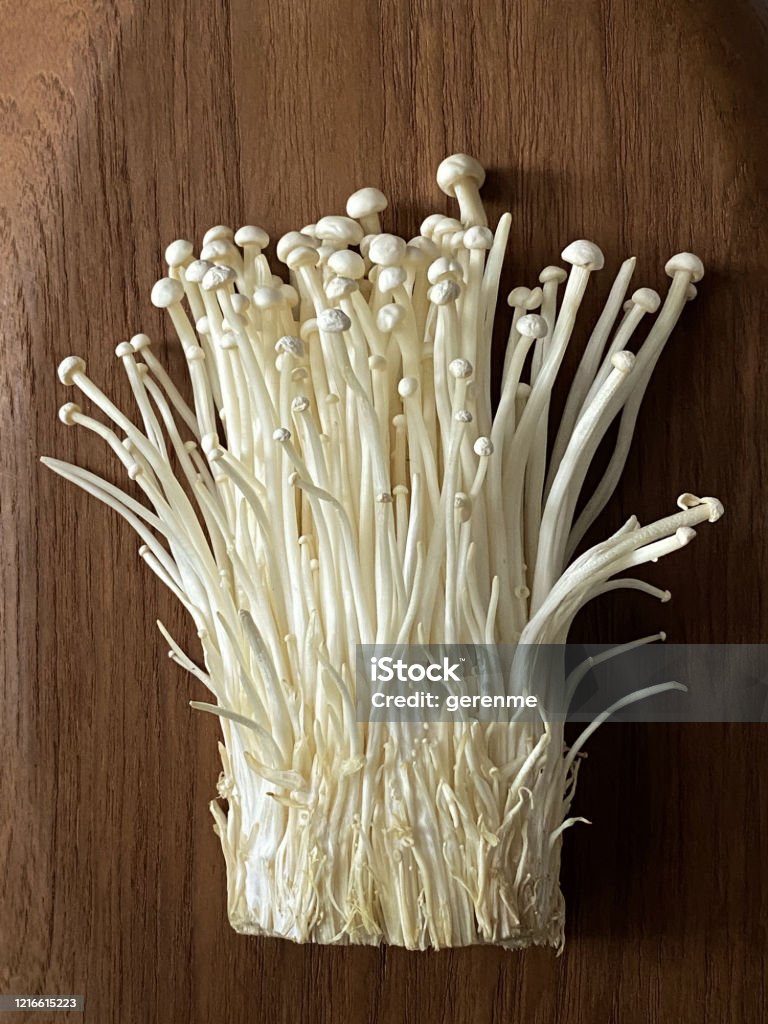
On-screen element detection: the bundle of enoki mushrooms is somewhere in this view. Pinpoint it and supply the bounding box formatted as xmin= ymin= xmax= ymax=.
xmin=45 ymin=155 xmax=722 ymax=950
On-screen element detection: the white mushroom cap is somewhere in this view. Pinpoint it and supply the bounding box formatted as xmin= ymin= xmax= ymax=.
xmin=219 ymin=331 xmax=239 ymax=350
xmin=398 ymin=377 xmax=419 ymax=398
xmin=292 ymin=395 xmax=311 ymax=413
xmin=151 ymin=277 xmax=185 ymax=307
xmin=185 ymin=259 xmax=213 ymax=284
xmin=377 ymin=266 xmax=407 ymax=292
xmin=230 ymin=293 xmax=251 ymax=314
xmin=317 ymin=308 xmax=351 ymax=333
xmin=368 ymin=233 xmax=408 ymax=267
xmin=377 ymin=304 xmax=406 ymax=332
xmin=281 ymin=283 xmax=299 ymax=307
xmin=346 ymin=187 xmax=388 ymax=221
xmin=677 ymin=493 xmax=724 ymax=522
xmin=428 ymin=280 xmax=462 ymax=305
xmin=276 ymin=231 xmax=318 ymax=263
xmin=408 ymin=236 xmax=440 ymax=261
xmin=58 ymin=401 xmax=81 ymax=425
xmin=428 ymin=257 xmax=463 ymax=285
xmin=165 ymin=239 xmax=194 ymax=268
xmin=115 ymin=341 xmax=134 ymax=358
xmin=463 ymin=226 xmax=494 ymax=250
xmin=631 ymin=287 xmax=661 ymax=313
xmin=315 ymin=215 xmax=365 ymax=247
xmin=201 ymin=240 xmax=238 ymax=262
xmin=276 ymin=335 xmax=305 ymax=358
xmin=431 ymin=217 xmax=463 ymax=241
xmin=507 ymin=286 xmax=538 ymax=308
xmin=299 ymin=318 xmax=319 ymax=342
xmin=449 ymin=358 xmax=474 ymax=379
xmin=201 ymin=265 xmax=236 ymax=291
xmin=202 ymin=225 xmax=234 ymax=247
xmin=611 ymin=350 xmax=636 ymax=373
xmin=664 ymin=252 xmax=704 ymax=282
xmin=327 ymin=250 xmax=366 ymax=279
xmin=436 ymin=154 xmax=486 ymax=197
xmin=130 ymin=333 xmax=152 ymax=352
xmin=420 ymin=214 xmax=445 ymax=238
xmin=58 ymin=356 xmax=87 ymax=385
xmin=251 ymin=285 xmax=284 ymax=309
xmin=324 ymin=276 xmax=358 ymax=301
xmin=473 ymin=436 xmax=494 ymax=457
xmin=285 ymin=246 xmax=319 ymax=271
xmin=539 ymin=265 xmax=568 ymax=285
xmin=517 ymin=314 xmax=549 ymax=339
xmin=234 ymin=225 xmax=269 ymax=248
xmin=561 ymin=240 xmax=605 ymax=271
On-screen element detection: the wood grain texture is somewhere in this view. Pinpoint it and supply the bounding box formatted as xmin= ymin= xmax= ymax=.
xmin=2 ymin=1 xmax=767 ymax=1021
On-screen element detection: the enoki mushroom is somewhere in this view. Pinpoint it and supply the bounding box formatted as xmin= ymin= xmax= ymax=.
xmin=45 ymin=154 xmax=722 ymax=950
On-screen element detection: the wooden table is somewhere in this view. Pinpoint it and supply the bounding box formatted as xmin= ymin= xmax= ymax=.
xmin=2 ymin=1 xmax=767 ymax=1021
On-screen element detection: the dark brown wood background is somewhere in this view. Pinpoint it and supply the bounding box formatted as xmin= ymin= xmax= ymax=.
xmin=2 ymin=1 xmax=767 ymax=1021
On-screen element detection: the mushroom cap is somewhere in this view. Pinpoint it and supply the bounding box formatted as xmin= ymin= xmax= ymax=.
xmin=561 ymin=240 xmax=605 ymax=271
xmin=292 ymin=395 xmax=311 ymax=413
xmin=539 ymin=265 xmax=568 ymax=285
xmin=151 ymin=277 xmax=185 ymax=307
xmin=436 ymin=153 xmax=486 ymax=197
xmin=398 ymin=376 xmax=419 ymax=398
xmin=115 ymin=341 xmax=134 ymax=359
xmin=517 ymin=313 xmax=549 ymax=339
xmin=276 ymin=231 xmax=318 ymax=263
xmin=201 ymin=265 xmax=236 ymax=291
xmin=631 ymin=287 xmax=661 ymax=313
xmin=368 ymin=233 xmax=408 ymax=267
xmin=230 ymin=293 xmax=251 ymax=314
xmin=202 ymin=225 xmax=234 ymax=247
xmin=419 ymin=213 xmax=445 ymax=238
xmin=327 ymin=249 xmax=366 ymax=279
xmin=276 ymin=335 xmax=305 ymax=358
xmin=58 ymin=401 xmax=81 ymax=425
xmin=507 ymin=286 xmax=534 ymax=308
xmin=219 ymin=331 xmax=239 ymax=350
xmin=377 ymin=304 xmax=406 ymax=332
xmin=234 ymin=225 xmax=269 ymax=248
xmin=130 ymin=333 xmax=152 ymax=352
xmin=474 ymin=436 xmax=494 ymax=457
xmin=377 ymin=266 xmax=407 ymax=292
xmin=251 ymin=285 xmax=284 ymax=308
xmin=428 ymin=280 xmax=462 ymax=305
xmin=165 ymin=239 xmax=194 ymax=268
xmin=58 ymin=355 xmax=87 ymax=386
xmin=314 ymin=215 xmax=365 ymax=247
xmin=317 ymin=307 xmax=351 ymax=333
xmin=449 ymin=358 xmax=474 ymax=379
xmin=324 ymin=276 xmax=358 ymax=301
xmin=285 ymin=245 xmax=319 ymax=271
xmin=665 ymin=252 xmax=704 ymax=282
xmin=346 ymin=186 xmax=388 ymax=220
xmin=686 ymin=283 xmax=698 ymax=301
xmin=281 ymin=283 xmax=299 ymax=308
xmin=408 ymin=236 xmax=440 ymax=261
xmin=185 ymin=259 xmax=213 ymax=284
xmin=428 ymin=257 xmax=463 ymax=285
xmin=431 ymin=217 xmax=463 ymax=240
xmin=201 ymin=240 xmax=237 ymax=262
xmin=611 ymin=350 xmax=636 ymax=373
xmin=463 ymin=225 xmax=494 ymax=250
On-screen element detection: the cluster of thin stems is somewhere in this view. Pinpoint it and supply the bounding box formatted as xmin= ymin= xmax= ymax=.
xmin=45 ymin=157 xmax=721 ymax=948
